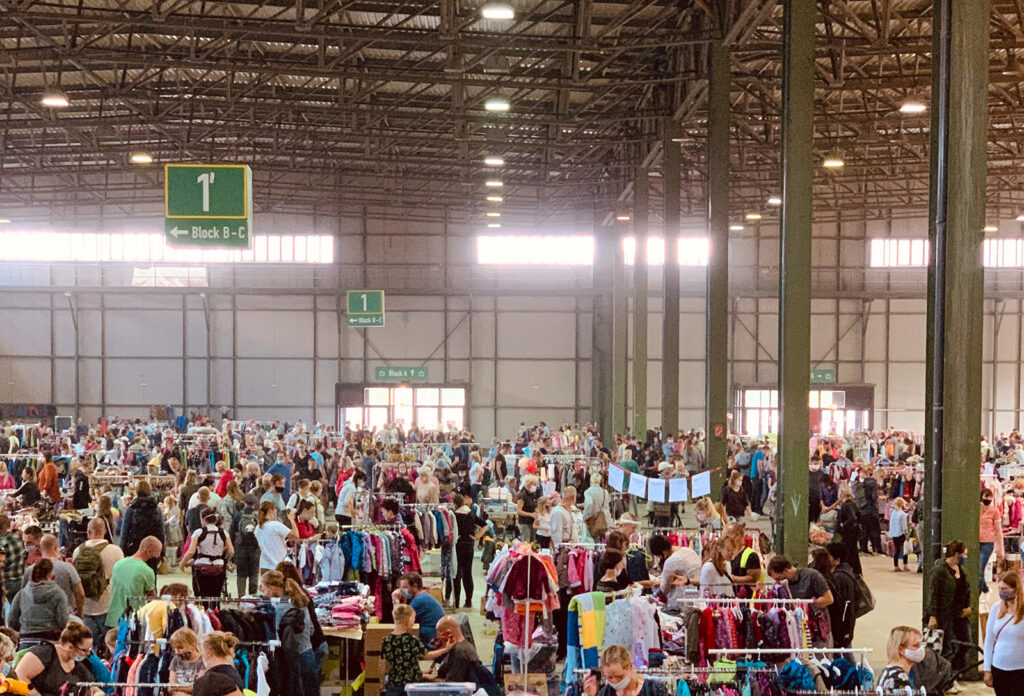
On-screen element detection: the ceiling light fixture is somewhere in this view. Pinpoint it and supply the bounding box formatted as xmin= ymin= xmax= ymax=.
xmin=488 ymin=223 xmax=501 ymax=228
xmin=899 ymin=100 xmax=927 ymax=114
xmin=484 ymin=156 xmax=504 ymax=166
xmin=729 ymin=224 xmax=745 ymax=232
xmin=745 ymin=212 xmax=762 ymax=221
xmin=486 ymin=195 xmax=503 ymax=202
xmin=481 ymin=1 xmax=515 ymax=20
xmin=40 ymin=85 xmax=69 ymax=108
xmin=984 ymin=225 xmax=998 ymax=233
xmin=616 ymin=214 xmax=631 ymax=222
xmin=485 ymin=180 xmax=503 ymax=187
xmin=822 ymin=154 xmax=845 ymax=169
xmin=486 ymin=211 xmax=501 ymax=218
xmin=0 ymin=218 xmax=10 ymax=224
xmin=484 ymin=96 xmax=510 ymax=112
xmin=1016 ymin=214 xmax=1024 ymax=222
xmin=767 ymin=195 xmax=782 ymax=206
xmin=129 ymin=151 xmax=153 ymax=164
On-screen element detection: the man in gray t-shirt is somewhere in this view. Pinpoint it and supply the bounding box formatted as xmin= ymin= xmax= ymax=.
xmin=767 ymin=556 xmax=833 ymax=609
xmin=24 ymin=534 xmax=84 ymax=616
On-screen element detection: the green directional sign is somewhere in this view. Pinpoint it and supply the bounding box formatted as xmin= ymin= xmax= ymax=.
xmin=347 ymin=290 xmax=385 ymax=327
xmin=374 ymin=366 xmax=428 ymax=383
xmin=810 ymin=368 xmax=836 ymax=384
xmin=164 ymin=164 xmax=253 ymax=247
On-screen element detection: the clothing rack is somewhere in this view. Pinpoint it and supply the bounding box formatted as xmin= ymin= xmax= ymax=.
xmin=555 ymin=541 xmax=605 ymax=549
xmin=128 ymin=595 xmax=281 ymax=606
xmin=674 ymin=597 xmax=812 ymax=606
xmin=0 ymin=453 xmax=42 ymax=459
xmin=337 ymin=522 xmax=403 ymax=530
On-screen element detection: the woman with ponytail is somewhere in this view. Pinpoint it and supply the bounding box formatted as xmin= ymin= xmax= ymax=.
xmin=260 ymin=571 xmax=316 ymax=696
xmin=252 ymin=501 xmax=299 ymax=571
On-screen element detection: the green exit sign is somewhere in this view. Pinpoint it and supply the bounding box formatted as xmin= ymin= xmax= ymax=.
xmin=374 ymin=366 xmax=428 ymax=382
xmin=164 ymin=164 xmax=253 ymax=247
xmin=347 ymin=290 xmax=385 ymax=327
xmin=810 ymin=368 xmax=836 ymax=384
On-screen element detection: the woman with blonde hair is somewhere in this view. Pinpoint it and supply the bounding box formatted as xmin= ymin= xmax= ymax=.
xmin=984 ymin=571 xmax=1024 ymax=694
xmin=260 ymin=570 xmax=317 ymax=696
xmin=835 ymin=482 xmax=862 ymax=575
xmin=253 ymin=501 xmax=299 ymax=571
xmin=888 ymin=497 xmax=910 ymax=572
xmin=699 ymin=538 xmax=734 ymax=597
xmin=415 ymin=466 xmax=439 ymax=504
xmin=876 ymin=625 xmax=924 ymax=690
xmin=693 ymin=496 xmax=725 ymax=531
xmin=197 ymin=631 xmax=243 ymax=689
xmin=582 ymin=645 xmax=669 ymax=696
xmin=516 ymin=475 xmax=541 ymax=542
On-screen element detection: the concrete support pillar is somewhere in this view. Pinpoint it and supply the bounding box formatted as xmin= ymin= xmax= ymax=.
xmin=612 ymin=219 xmax=629 ymax=439
xmin=777 ymin=0 xmax=814 ymax=560
xmin=662 ymin=119 xmax=681 ymax=437
xmin=923 ymin=0 xmax=987 ymax=640
xmin=632 ymin=171 xmax=649 ymax=437
xmin=705 ymin=40 xmax=730 ymax=487
xmin=592 ymin=214 xmax=615 ymax=440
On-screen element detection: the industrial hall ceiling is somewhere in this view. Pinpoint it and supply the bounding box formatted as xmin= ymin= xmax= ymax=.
xmin=0 ymin=0 xmax=1020 ymax=226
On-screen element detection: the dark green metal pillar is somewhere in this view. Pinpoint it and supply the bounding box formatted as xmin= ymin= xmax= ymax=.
xmin=612 ymin=218 xmax=629 ymax=439
xmin=593 ymin=214 xmax=615 ymax=440
xmin=923 ymin=0 xmax=987 ymax=640
xmin=632 ymin=171 xmax=649 ymax=437
xmin=706 ymin=40 xmax=730 ymax=486
xmin=662 ymin=119 xmax=681 ymax=437
xmin=777 ymin=0 xmax=814 ymax=561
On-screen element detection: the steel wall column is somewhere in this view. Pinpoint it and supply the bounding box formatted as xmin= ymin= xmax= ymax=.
xmin=923 ymin=0 xmax=987 ymax=637
xmin=706 ymin=40 xmax=730 ymax=485
xmin=632 ymin=171 xmax=649 ymax=436
xmin=662 ymin=119 xmax=681 ymax=437
xmin=611 ymin=218 xmax=629 ymax=438
xmin=777 ymin=0 xmax=814 ymax=560
xmin=592 ymin=214 xmax=615 ymax=440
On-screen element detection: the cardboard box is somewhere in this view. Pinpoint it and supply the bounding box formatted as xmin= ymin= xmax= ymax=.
xmin=503 ymin=671 xmax=553 ymax=696
xmin=426 ymin=585 xmax=445 ymax=607
xmin=364 ymin=624 xmax=419 ymax=696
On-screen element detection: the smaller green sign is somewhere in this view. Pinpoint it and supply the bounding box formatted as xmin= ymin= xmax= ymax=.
xmin=374 ymin=366 xmax=428 ymax=383
xmin=810 ymin=368 xmax=836 ymax=384
xmin=347 ymin=290 xmax=385 ymax=327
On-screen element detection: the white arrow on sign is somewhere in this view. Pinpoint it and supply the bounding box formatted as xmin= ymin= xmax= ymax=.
xmin=168 ymin=226 xmax=188 ymax=238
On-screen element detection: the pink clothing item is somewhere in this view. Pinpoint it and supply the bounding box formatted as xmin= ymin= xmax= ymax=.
xmin=980 ymin=505 xmax=1003 ymax=544
xmin=0 ymin=474 xmax=14 ymax=490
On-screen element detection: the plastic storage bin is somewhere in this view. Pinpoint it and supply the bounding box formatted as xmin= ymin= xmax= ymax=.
xmin=405 ymin=683 xmax=477 ymax=696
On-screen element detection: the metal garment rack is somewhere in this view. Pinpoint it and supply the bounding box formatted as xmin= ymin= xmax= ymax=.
xmin=708 ymin=647 xmax=874 ymax=656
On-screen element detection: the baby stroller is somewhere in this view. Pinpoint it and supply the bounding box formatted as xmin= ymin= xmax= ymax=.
xmin=909 ymin=646 xmax=953 ymax=694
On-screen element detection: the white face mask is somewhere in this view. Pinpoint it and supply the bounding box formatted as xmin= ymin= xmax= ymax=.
xmin=609 ymin=676 xmax=631 ymax=692
xmin=903 ymin=646 xmax=926 ymax=663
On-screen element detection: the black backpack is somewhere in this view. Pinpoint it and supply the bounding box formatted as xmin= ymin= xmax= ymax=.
xmin=234 ymin=508 xmax=258 ymax=549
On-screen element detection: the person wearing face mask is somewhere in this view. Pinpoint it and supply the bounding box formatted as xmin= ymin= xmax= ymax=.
xmin=516 ymin=474 xmax=541 ymax=542
xmin=259 ymin=474 xmax=288 ymax=516
xmin=7 ymin=559 xmax=69 ymax=646
xmin=390 ymin=573 xmax=444 ymax=648
xmin=807 ymin=455 xmax=824 ymax=524
xmin=854 ymin=464 xmax=883 ymax=555
xmin=168 ymin=627 xmax=204 ymax=696
xmin=582 ymin=645 xmax=670 ymax=696
xmin=15 ymin=621 xmax=104 ymax=696
xmin=266 ymin=453 xmax=294 ymax=501
xmin=927 ymin=540 xmax=972 ymax=672
xmin=181 ymin=510 xmax=233 ymax=597
xmin=876 ymin=625 xmax=925 ymax=691
xmin=980 ymin=488 xmax=1005 ymax=594
xmin=983 ymin=570 xmax=1024 ymax=694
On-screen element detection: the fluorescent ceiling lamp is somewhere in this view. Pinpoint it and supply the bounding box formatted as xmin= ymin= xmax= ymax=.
xmin=899 ymin=101 xmax=927 ymax=114
xmin=485 ymin=180 xmax=503 ymax=187
xmin=1016 ymin=214 xmax=1024 ymax=222
xmin=484 ymin=156 xmax=504 ymax=166
xmin=129 ymin=151 xmax=153 ymax=164
xmin=40 ymin=85 xmax=69 ymax=108
xmin=481 ymin=1 xmax=515 ymax=20
xmin=487 ymin=223 xmax=501 ymax=228
xmin=484 ymin=96 xmax=510 ymax=112
xmin=984 ymin=225 xmax=998 ymax=232
xmin=486 ymin=195 xmax=503 ymax=202
xmin=729 ymin=224 xmax=744 ymax=232
xmin=822 ymin=154 xmax=845 ymax=169
xmin=616 ymin=214 xmax=631 ymax=221
xmin=745 ymin=212 xmax=762 ymax=221
xmin=767 ymin=195 xmax=782 ymax=206
xmin=486 ymin=211 xmax=501 ymax=218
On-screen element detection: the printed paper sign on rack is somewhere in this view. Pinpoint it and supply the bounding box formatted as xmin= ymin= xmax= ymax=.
xmin=608 ymin=464 xmax=625 ymax=492
xmin=628 ymin=472 xmax=648 ymax=497
xmin=647 ymin=477 xmax=667 ymax=503
xmin=668 ymin=477 xmax=688 ymax=502
xmin=691 ymin=471 xmax=711 ymax=498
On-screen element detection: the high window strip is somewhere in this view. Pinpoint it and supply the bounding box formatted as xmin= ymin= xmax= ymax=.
xmin=0 ymin=232 xmax=334 ymax=264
